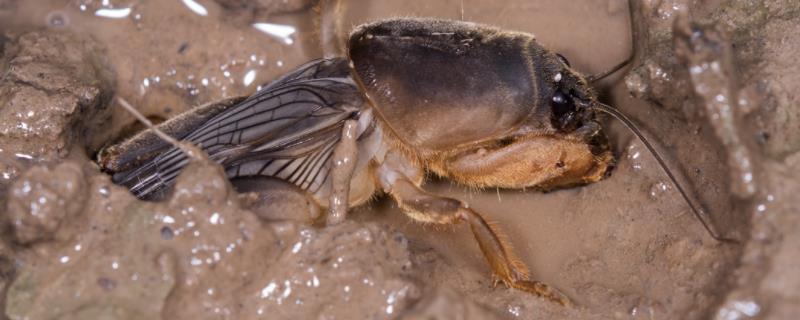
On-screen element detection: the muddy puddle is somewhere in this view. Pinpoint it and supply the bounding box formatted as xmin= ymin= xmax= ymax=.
xmin=1 ymin=0 xmax=799 ymax=319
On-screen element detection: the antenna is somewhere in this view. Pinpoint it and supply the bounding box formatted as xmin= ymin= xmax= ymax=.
xmin=587 ymin=0 xmax=637 ymax=83
xmin=580 ymin=0 xmax=736 ymax=243
xmin=592 ymin=102 xmax=738 ymax=243
xmin=117 ymin=97 xmax=201 ymax=160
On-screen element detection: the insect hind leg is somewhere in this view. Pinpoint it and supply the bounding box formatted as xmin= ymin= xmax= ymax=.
xmin=382 ymin=177 xmax=571 ymax=306
xmin=232 ymin=176 xmax=322 ymax=223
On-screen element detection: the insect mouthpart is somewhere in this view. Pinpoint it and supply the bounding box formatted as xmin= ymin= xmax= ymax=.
xmin=551 ymin=88 xmax=603 ymax=138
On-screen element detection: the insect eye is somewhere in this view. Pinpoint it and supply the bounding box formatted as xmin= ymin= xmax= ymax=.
xmin=555 ymin=53 xmax=571 ymax=67
xmin=551 ymin=90 xmax=579 ymax=132
xmin=552 ymin=90 xmax=573 ymax=115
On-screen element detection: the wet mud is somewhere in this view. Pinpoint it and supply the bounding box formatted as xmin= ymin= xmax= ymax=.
xmin=0 ymin=0 xmax=799 ymax=319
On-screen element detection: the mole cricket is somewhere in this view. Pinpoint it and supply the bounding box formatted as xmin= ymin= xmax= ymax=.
xmin=98 ymin=6 xmax=728 ymax=306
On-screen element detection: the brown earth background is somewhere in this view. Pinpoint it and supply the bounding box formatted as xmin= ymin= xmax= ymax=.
xmin=0 ymin=0 xmax=798 ymax=319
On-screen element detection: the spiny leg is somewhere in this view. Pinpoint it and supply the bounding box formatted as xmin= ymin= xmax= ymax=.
xmin=385 ymin=178 xmax=571 ymax=306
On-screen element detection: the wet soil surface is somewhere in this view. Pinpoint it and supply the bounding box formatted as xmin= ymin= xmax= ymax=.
xmin=0 ymin=0 xmax=799 ymax=319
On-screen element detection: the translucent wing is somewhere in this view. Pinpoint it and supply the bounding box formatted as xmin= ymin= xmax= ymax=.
xmin=110 ymin=58 xmax=365 ymax=199
xmin=98 ymin=96 xmax=247 ymax=173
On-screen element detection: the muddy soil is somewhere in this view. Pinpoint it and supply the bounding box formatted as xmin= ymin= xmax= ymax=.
xmin=0 ymin=0 xmax=798 ymax=319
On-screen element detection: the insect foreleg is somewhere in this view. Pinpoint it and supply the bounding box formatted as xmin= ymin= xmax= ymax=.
xmin=327 ymin=119 xmax=359 ymax=225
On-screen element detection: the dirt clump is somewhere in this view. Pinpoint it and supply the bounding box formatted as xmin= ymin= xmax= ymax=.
xmin=3 ymin=153 xmax=429 ymax=319
xmin=6 ymin=162 xmax=87 ymax=244
xmin=0 ymin=30 xmax=113 ymax=189
xmin=624 ymin=1 xmax=800 ymax=318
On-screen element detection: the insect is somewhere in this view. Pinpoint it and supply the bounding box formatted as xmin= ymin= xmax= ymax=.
xmin=99 ymin=13 xmax=727 ymax=305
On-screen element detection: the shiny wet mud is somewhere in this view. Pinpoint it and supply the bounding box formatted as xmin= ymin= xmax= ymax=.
xmin=1 ymin=0 xmax=799 ymax=319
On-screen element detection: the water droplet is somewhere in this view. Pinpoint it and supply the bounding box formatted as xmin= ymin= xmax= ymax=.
xmin=717 ymin=299 xmax=760 ymax=319
xmin=508 ymin=305 xmax=521 ymax=317
xmin=209 ymin=212 xmax=220 ymax=225
xmin=253 ymin=23 xmax=296 ymax=45
xmin=291 ymin=241 xmax=303 ymax=254
xmin=94 ymin=7 xmax=132 ymax=19
xmin=181 ymin=0 xmax=208 ymax=16
xmin=98 ymin=185 xmax=110 ymax=197
xmin=649 ymin=181 xmax=670 ymax=199
xmin=242 ymin=69 xmax=257 ymax=86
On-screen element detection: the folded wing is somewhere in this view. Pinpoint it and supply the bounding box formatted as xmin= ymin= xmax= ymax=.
xmin=109 ymin=58 xmax=366 ymax=199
